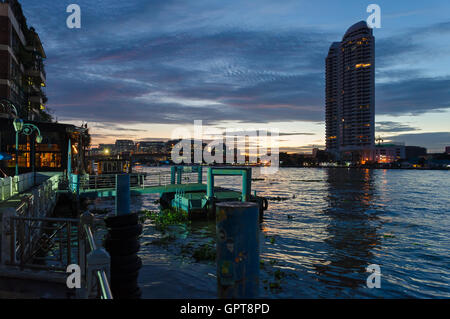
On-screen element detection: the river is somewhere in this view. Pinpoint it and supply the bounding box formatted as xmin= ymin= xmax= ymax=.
xmin=88 ymin=167 xmax=450 ymax=298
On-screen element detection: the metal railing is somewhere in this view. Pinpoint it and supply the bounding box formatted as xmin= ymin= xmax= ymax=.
xmin=8 ymin=216 xmax=78 ymax=271
xmin=2 ymin=213 xmax=112 ymax=299
xmin=77 ymin=171 xmax=201 ymax=192
xmin=80 ymin=213 xmax=113 ymax=299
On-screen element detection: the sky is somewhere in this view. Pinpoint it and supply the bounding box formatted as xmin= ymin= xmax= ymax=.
xmin=20 ymin=0 xmax=450 ymax=153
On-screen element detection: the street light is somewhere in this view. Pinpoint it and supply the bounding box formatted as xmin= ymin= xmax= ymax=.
xmin=14 ymin=121 xmax=43 ymax=177
xmin=1 ymin=99 xmax=43 ymax=178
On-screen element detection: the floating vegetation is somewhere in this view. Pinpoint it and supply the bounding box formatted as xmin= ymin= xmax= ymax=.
xmin=180 ymin=240 xmax=216 ymax=263
xmin=192 ymin=243 xmax=216 ymax=262
xmin=268 ymin=281 xmax=282 ymax=291
xmin=383 ymin=234 xmax=396 ymax=239
xmin=141 ymin=209 xmax=189 ymax=231
xmin=273 ymin=269 xmax=286 ymax=281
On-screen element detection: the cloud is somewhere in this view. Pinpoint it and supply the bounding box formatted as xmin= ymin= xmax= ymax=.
xmin=18 ymin=0 xmax=450 ymax=136
xmin=376 ymin=121 xmax=420 ymax=133
xmin=386 ymin=132 xmax=450 ymax=152
xmin=377 ymin=77 xmax=450 ymax=115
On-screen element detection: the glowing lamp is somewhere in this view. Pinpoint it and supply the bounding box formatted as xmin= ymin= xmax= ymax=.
xmin=13 ymin=118 xmax=24 ymax=132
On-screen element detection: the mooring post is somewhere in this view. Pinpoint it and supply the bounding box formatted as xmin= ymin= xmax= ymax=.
xmin=170 ymin=166 xmax=176 ymax=184
xmin=242 ymin=169 xmax=248 ymax=202
xmin=115 ymin=174 xmax=130 ymax=215
xmin=177 ymin=167 xmax=182 ymax=184
xmin=197 ymin=166 xmax=203 ymax=184
xmin=216 ymin=202 xmax=259 ymax=298
xmin=207 ymin=167 xmax=214 ymax=199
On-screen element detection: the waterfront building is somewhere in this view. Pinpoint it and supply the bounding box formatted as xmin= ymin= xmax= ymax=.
xmin=136 ymin=141 xmax=167 ymax=154
xmin=373 ymin=143 xmax=405 ymax=164
xmin=0 ymin=0 xmax=49 ymax=121
xmin=115 ymin=139 xmax=135 ymax=153
xmin=325 ymin=21 xmax=375 ymax=162
xmin=0 ymin=117 xmax=88 ymax=175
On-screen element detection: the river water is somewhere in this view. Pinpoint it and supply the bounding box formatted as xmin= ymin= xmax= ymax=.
xmin=89 ymin=167 xmax=450 ymax=298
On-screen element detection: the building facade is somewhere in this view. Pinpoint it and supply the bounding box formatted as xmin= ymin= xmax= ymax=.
xmin=136 ymin=141 xmax=167 ymax=154
xmin=115 ymin=140 xmax=135 ymax=153
xmin=0 ymin=0 xmax=49 ymax=121
xmin=325 ymin=21 xmax=375 ymax=161
xmin=373 ymin=144 xmax=405 ymax=164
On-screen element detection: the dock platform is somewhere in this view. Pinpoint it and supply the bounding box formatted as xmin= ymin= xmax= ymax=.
xmin=75 ymin=167 xmax=268 ymax=219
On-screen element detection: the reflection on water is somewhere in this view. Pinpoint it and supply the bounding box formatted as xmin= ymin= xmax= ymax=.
xmin=89 ymin=167 xmax=450 ymax=298
xmin=315 ymin=169 xmax=381 ymax=293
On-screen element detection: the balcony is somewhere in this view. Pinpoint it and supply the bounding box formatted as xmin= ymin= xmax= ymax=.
xmin=25 ymin=65 xmax=46 ymax=84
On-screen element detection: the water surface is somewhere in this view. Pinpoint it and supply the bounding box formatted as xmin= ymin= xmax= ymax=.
xmin=90 ymin=167 xmax=450 ymax=298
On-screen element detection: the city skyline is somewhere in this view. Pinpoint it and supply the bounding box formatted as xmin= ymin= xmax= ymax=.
xmin=17 ymin=0 xmax=450 ymax=153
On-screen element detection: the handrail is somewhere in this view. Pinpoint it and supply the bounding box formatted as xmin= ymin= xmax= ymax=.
xmin=97 ymin=270 xmax=113 ymax=300
xmin=84 ymin=224 xmax=96 ymax=251
xmin=82 ymin=222 xmax=113 ymax=299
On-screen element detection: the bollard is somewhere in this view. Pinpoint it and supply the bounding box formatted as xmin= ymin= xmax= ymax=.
xmin=115 ymin=174 xmax=130 ymax=216
xmin=197 ymin=166 xmax=203 ymax=184
xmin=176 ymin=167 xmax=182 ymax=184
xmin=207 ymin=167 xmax=214 ymax=199
xmin=170 ymin=166 xmax=176 ymax=184
xmin=216 ymin=202 xmax=259 ymax=298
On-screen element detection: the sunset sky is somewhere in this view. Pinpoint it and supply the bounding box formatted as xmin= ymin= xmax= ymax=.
xmin=21 ymin=0 xmax=450 ymax=152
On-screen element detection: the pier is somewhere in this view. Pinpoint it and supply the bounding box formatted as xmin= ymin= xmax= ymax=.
xmin=0 ymin=165 xmax=266 ymax=298
xmin=0 ymin=172 xmax=112 ymax=299
xmin=76 ymin=166 xmax=268 ymax=219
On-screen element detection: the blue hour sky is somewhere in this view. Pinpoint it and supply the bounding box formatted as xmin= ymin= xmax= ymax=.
xmin=20 ymin=0 xmax=450 ymax=152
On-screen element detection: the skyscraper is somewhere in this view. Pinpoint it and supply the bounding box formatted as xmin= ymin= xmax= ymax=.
xmin=325 ymin=21 xmax=375 ymax=161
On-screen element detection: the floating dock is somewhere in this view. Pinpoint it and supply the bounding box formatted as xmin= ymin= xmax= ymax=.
xmin=76 ymin=166 xmax=268 ymax=219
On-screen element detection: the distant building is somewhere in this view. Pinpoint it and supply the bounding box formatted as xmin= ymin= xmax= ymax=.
xmin=446 ymin=146 xmax=450 ymax=154
xmin=136 ymin=141 xmax=166 ymax=154
xmin=115 ymin=140 xmax=135 ymax=153
xmin=374 ymin=144 xmax=405 ymax=163
xmin=0 ymin=0 xmax=49 ymax=121
xmin=405 ymin=146 xmax=427 ymax=159
xmin=325 ymin=21 xmax=375 ymax=161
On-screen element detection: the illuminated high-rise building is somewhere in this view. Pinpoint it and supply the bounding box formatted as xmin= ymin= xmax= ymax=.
xmin=325 ymin=21 xmax=375 ymax=161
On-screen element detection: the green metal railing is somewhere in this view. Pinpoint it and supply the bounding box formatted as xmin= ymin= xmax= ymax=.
xmin=75 ymin=171 xmax=201 ymax=192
